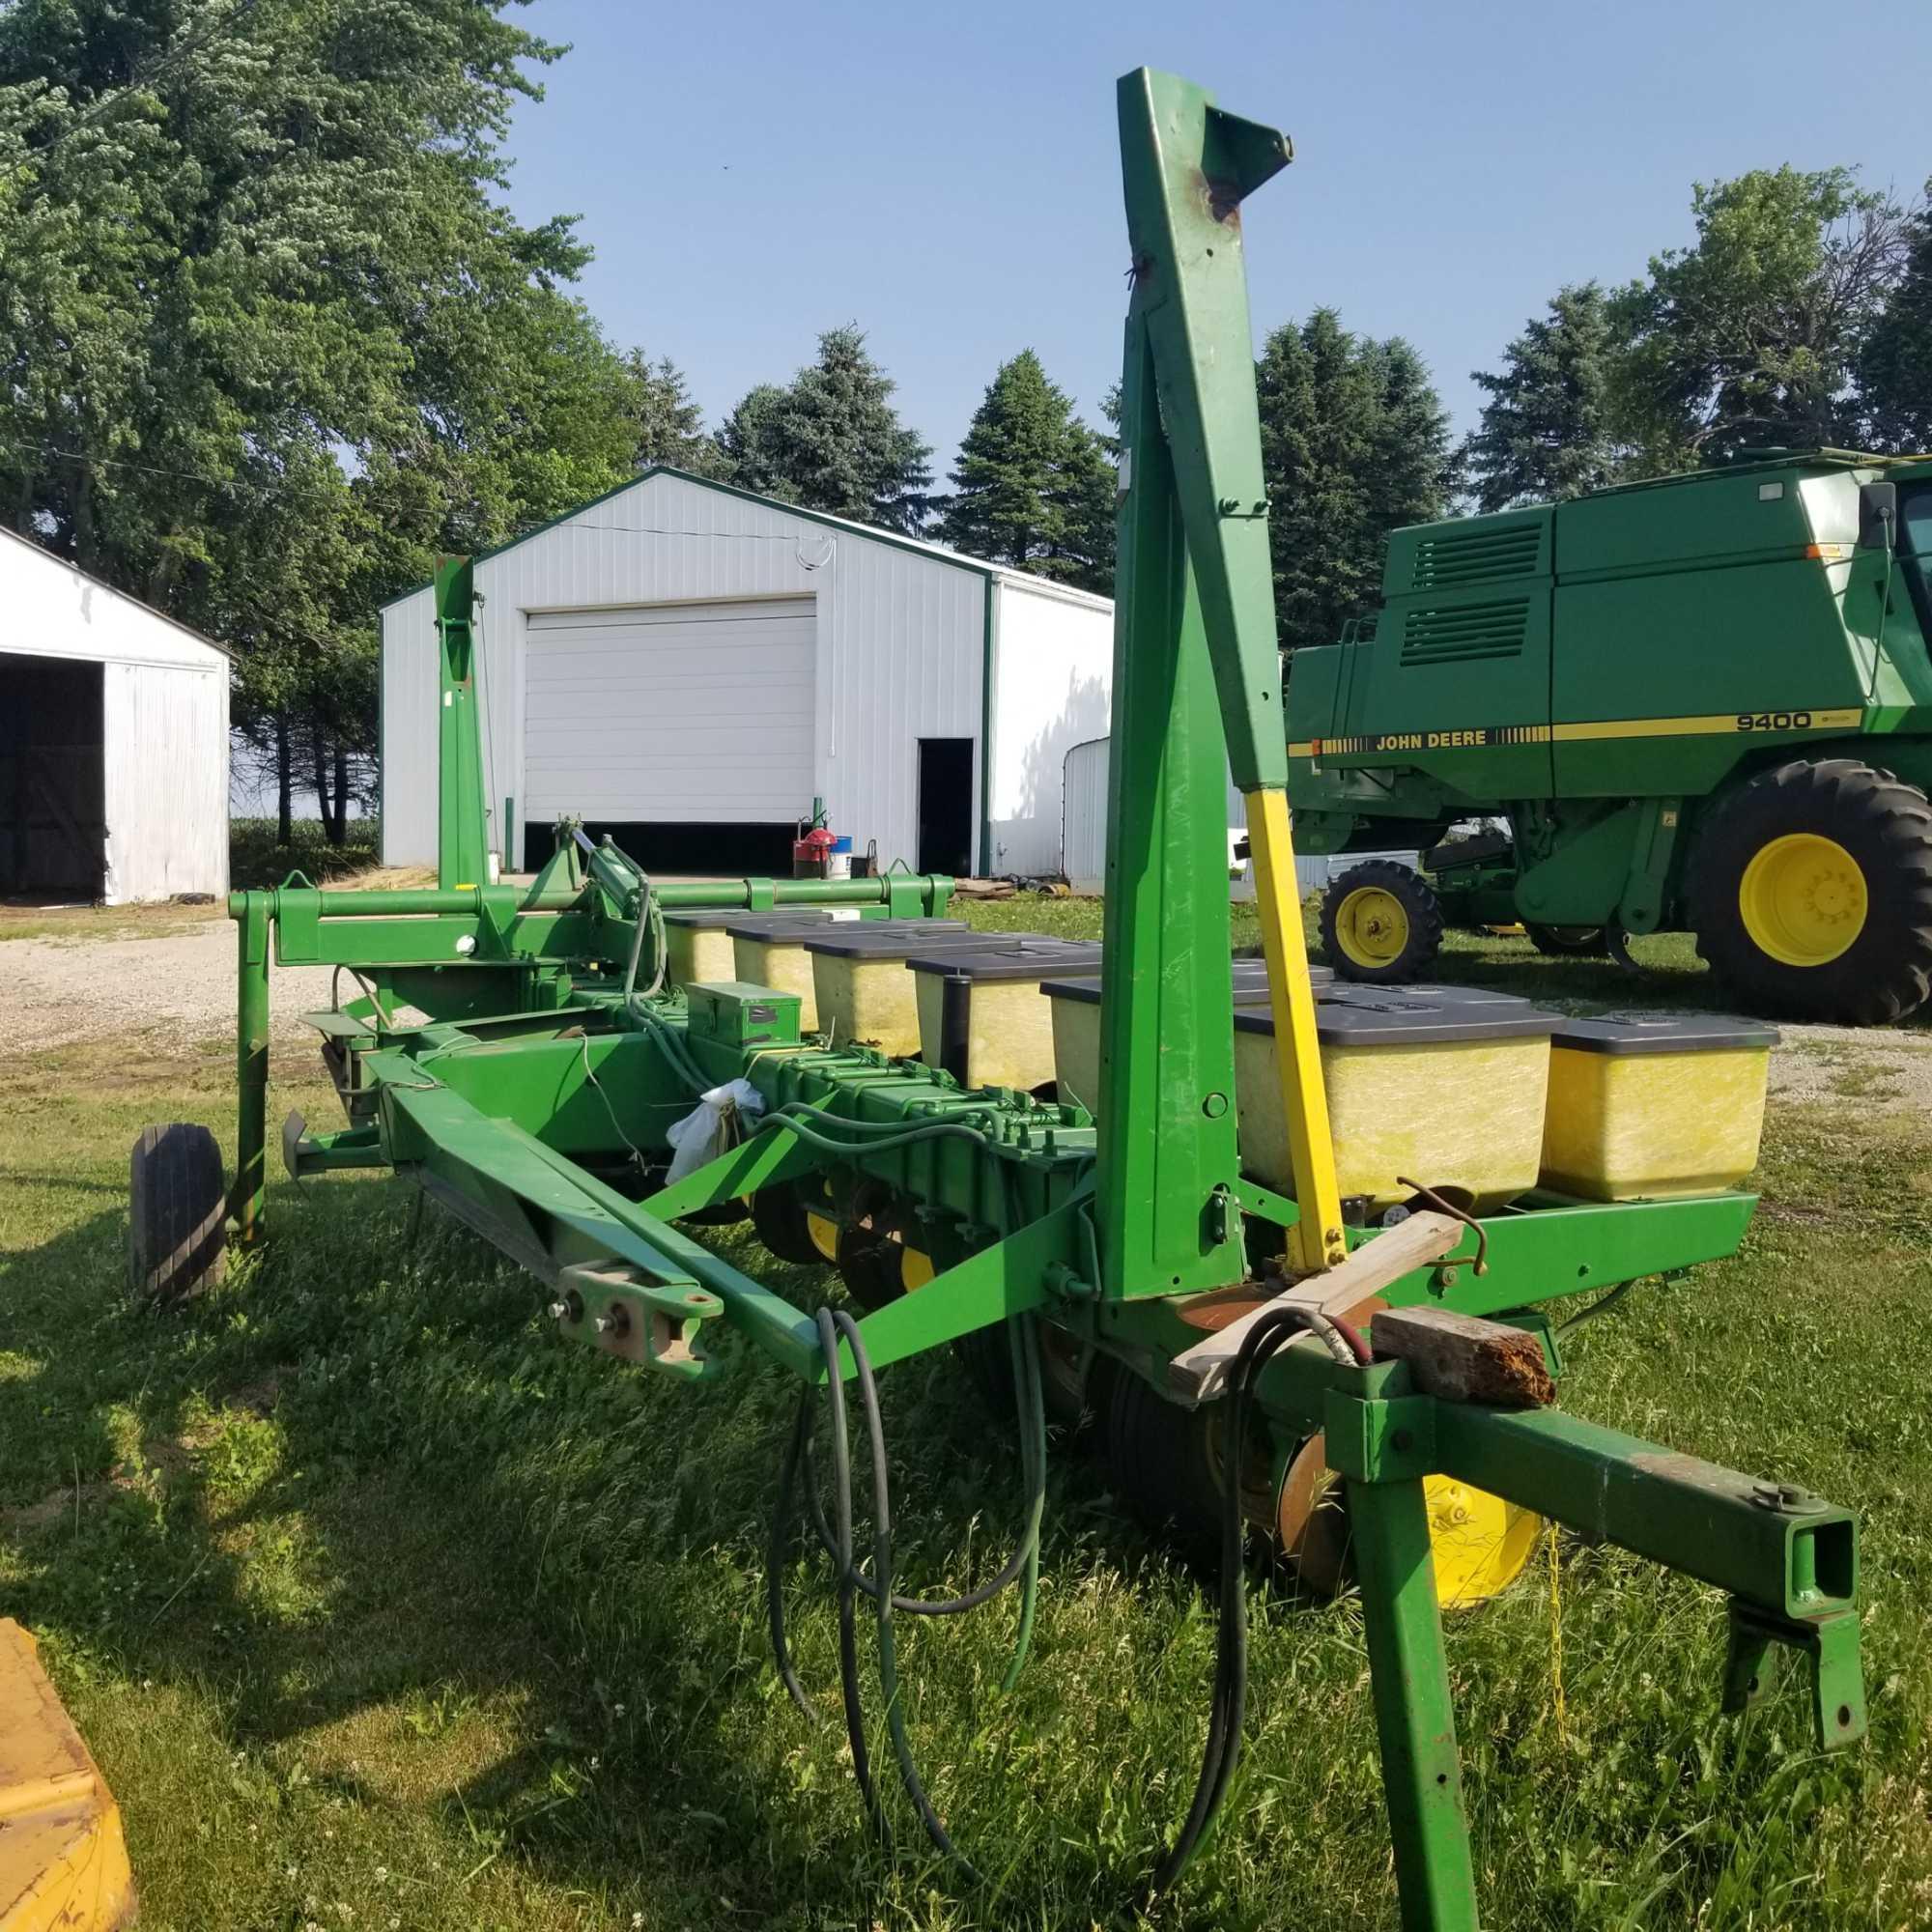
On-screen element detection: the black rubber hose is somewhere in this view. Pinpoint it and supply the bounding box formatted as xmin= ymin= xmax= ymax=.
xmin=834 ymin=1306 xmax=977 ymax=1876
xmin=767 ymin=1390 xmax=817 ymax=1720
xmin=816 ymin=1306 xmax=885 ymax=1839
xmin=1145 ymin=1306 xmax=1312 ymax=1896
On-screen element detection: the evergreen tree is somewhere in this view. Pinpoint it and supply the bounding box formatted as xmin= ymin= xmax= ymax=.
xmin=1460 ymin=285 xmax=1631 ymax=510
xmin=1256 ymin=309 xmax=1452 ymax=653
xmin=717 ymin=326 xmax=931 ymax=532
xmin=621 ymin=351 xmax=723 ymax=474
xmin=938 ymin=350 xmax=1114 ymax=592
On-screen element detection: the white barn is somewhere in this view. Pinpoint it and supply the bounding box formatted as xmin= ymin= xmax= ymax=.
xmin=0 ymin=526 xmax=231 ymax=904
xmin=378 ymin=468 xmax=1114 ymax=878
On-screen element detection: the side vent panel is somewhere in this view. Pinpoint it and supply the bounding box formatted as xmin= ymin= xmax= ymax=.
xmin=1401 ymin=598 xmax=1530 ymax=667
xmin=1409 ymin=522 xmax=1545 ymax=589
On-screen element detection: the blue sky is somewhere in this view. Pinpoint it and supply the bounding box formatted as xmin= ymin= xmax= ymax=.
xmin=502 ymin=0 xmax=1932 ymax=478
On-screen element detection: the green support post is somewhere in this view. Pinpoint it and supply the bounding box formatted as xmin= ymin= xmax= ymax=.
xmin=435 ymin=554 xmax=488 ymax=892
xmin=234 ymin=892 xmax=270 ymax=1245
xmin=1348 ymin=1475 xmax=1481 ymax=1932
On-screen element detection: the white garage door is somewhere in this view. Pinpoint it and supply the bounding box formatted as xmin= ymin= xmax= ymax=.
xmin=524 ymin=597 xmax=815 ymax=824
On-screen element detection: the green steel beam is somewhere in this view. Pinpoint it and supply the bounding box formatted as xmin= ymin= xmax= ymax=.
xmin=434 ymin=556 xmax=488 ymax=893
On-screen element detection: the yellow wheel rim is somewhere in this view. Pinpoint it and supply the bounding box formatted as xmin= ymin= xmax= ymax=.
xmin=805 ymin=1211 xmax=841 ymax=1262
xmin=1739 ymin=833 xmax=1866 ymax=967
xmin=1425 ymin=1477 xmax=1540 ymax=1608
xmin=899 ymin=1244 xmax=935 ymax=1292
xmin=1333 ymin=886 xmax=1410 ymax=969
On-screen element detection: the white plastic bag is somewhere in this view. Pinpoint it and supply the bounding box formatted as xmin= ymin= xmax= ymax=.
xmin=662 ymin=1078 xmax=766 ymax=1184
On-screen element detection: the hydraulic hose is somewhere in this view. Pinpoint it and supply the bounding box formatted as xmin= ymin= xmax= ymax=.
xmin=1146 ymin=1303 xmax=1326 ymax=1896
xmin=767 ymin=1304 xmax=1050 ymax=1877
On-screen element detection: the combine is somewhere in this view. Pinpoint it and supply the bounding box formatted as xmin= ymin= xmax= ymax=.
xmin=114 ymin=71 xmax=1865 ymax=1931
xmin=1288 ymin=450 xmax=1932 ymax=1022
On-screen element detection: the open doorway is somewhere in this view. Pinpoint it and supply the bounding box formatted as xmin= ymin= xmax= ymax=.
xmin=917 ymin=737 xmax=975 ymax=876
xmin=0 ymin=652 xmax=105 ymax=899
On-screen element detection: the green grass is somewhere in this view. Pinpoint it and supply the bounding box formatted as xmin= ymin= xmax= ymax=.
xmin=230 ymin=817 xmax=384 ymax=891
xmin=3 ymin=942 xmax=1931 ymax=1929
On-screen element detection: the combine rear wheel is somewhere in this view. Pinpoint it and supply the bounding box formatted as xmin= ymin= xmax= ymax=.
xmin=128 ymin=1123 xmax=226 ymax=1302
xmin=1321 ymin=861 xmax=1443 ymax=983
xmin=1689 ymin=758 xmax=1932 ymax=1023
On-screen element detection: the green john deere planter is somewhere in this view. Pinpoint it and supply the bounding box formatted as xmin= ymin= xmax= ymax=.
xmin=127 ymin=71 xmax=1867 ymax=1931
xmin=1289 ymin=455 xmax=1932 ymax=1021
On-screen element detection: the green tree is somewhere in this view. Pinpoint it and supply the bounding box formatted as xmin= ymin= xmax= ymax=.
xmin=938 ymin=350 xmax=1115 ymax=592
xmin=1860 ymin=186 xmax=1932 ymax=450
xmin=717 ymin=326 xmax=931 ymax=532
xmin=621 ymin=351 xmax=724 ymax=474
xmin=1614 ymin=167 xmax=1912 ymax=463
xmin=0 ymin=0 xmax=645 ymax=840
xmin=1256 ymin=309 xmax=1452 ymax=653
xmin=1460 ymin=284 xmax=1632 ymax=510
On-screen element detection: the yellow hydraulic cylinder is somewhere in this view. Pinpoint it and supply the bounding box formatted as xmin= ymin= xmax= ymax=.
xmin=1242 ymin=788 xmax=1347 ymax=1271
xmin=0 ymin=1620 xmax=134 ymax=1931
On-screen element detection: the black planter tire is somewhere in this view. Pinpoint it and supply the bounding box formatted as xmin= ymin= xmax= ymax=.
xmin=1526 ymin=923 xmax=1608 ymax=957
xmin=129 ymin=1123 xmax=227 ymax=1302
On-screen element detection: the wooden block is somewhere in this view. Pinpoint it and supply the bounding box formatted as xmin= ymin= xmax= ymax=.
xmin=1370 ymin=1306 xmax=1554 ymax=1408
xmin=1165 ymin=1209 xmax=1464 ymax=1404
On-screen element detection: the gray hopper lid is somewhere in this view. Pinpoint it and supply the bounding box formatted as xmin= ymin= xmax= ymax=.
xmin=1550 ymin=1011 xmax=1780 ymax=1055
xmin=803 ymin=925 xmax=1047 ymax=960
xmin=906 ymin=941 xmax=1103 ymax=980
xmin=1236 ymin=989 xmax=1560 ymax=1046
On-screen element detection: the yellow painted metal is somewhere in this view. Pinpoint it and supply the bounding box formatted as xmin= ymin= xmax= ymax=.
xmin=0 ymin=1620 xmax=134 ymax=1932
xmin=900 ymin=1244 xmax=936 ymax=1292
xmin=1243 ymin=789 xmax=1347 ymax=1270
xmin=1541 ymin=1040 xmax=1774 ymax=1200
xmin=1423 ymin=1480 xmax=1541 ymax=1608
xmin=1331 ymin=883 xmax=1412 ymax=968
xmin=1739 ymin=832 xmax=1867 ymax=966
xmin=805 ymin=1211 xmax=841 ymax=1262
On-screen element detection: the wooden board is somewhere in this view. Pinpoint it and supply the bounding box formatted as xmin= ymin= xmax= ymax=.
xmin=1165 ymin=1209 xmax=1463 ymax=1404
xmin=1369 ymin=1305 xmax=1553 ymax=1407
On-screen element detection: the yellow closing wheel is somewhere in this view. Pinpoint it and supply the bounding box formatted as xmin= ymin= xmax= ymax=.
xmin=1739 ymin=832 xmax=1867 ymax=967
xmin=1332 ymin=885 xmax=1409 ymax=968
xmin=1424 ymin=1476 xmax=1541 ymax=1607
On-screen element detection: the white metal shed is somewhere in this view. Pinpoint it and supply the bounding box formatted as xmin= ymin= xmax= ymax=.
xmin=377 ymin=469 xmax=1114 ymax=877
xmin=0 ymin=526 xmax=231 ymax=904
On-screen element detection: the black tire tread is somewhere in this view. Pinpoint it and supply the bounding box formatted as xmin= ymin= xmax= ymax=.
xmin=1319 ymin=859 xmax=1445 ymax=984
xmin=128 ymin=1122 xmax=227 ymax=1302
xmin=1687 ymin=756 xmax=1932 ymax=1025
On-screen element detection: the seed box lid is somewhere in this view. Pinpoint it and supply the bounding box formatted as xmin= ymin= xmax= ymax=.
xmin=906 ymin=941 xmax=1103 ymax=980
xmin=803 ymin=926 xmax=1050 ymax=960
xmin=1236 ymin=988 xmax=1560 ymax=1046
xmin=1550 ymin=1012 xmax=1780 ymax=1055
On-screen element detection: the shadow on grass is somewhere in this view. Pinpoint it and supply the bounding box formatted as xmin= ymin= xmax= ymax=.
xmin=0 ymin=1176 xmax=1209 ymax=1922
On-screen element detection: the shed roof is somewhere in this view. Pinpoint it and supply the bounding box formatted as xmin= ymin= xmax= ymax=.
xmin=378 ymin=466 xmax=1115 ymax=614
xmin=0 ymin=524 xmax=237 ymax=662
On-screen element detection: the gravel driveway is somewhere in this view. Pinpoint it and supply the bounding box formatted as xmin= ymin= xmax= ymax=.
xmin=5 ymin=912 xmax=1931 ymax=1114
xmin=0 ymin=918 xmax=337 ymax=1050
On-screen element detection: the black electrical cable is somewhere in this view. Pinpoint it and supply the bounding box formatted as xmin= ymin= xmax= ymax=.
xmin=768 ymin=1391 xmax=817 ymax=1719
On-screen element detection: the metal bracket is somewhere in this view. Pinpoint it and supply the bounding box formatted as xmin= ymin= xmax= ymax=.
xmin=1721 ymin=1601 xmax=1867 ymax=1751
xmin=554 ymin=1262 xmax=724 ymax=1382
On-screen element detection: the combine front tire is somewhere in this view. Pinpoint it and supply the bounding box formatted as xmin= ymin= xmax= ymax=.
xmin=1321 ymin=860 xmax=1443 ymax=983
xmin=128 ymin=1123 xmax=227 ymax=1302
xmin=1689 ymin=758 xmax=1932 ymax=1024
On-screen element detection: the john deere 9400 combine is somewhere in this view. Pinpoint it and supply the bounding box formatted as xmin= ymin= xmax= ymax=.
xmin=123 ymin=71 xmax=1866 ymax=1931
xmin=1290 ymin=449 xmax=1932 ymax=1023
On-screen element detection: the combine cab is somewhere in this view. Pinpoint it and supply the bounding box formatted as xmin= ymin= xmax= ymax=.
xmin=1289 ymin=452 xmax=1932 ymax=1021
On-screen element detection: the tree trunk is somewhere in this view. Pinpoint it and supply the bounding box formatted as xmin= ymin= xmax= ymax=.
xmin=333 ymin=745 xmax=350 ymax=841
xmin=275 ymin=712 xmax=292 ymax=846
xmin=312 ymin=722 xmax=343 ymax=847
